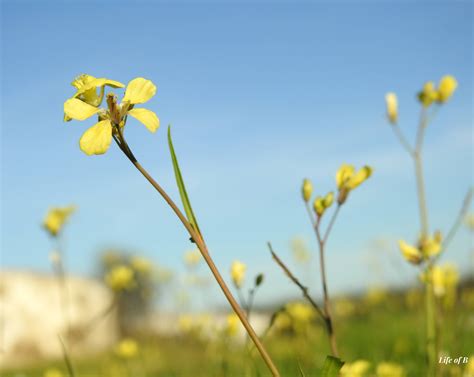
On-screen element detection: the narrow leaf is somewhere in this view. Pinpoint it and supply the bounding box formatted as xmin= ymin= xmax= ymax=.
xmin=321 ymin=355 xmax=344 ymax=377
xmin=297 ymin=362 xmax=306 ymax=377
xmin=167 ymin=126 xmax=202 ymax=237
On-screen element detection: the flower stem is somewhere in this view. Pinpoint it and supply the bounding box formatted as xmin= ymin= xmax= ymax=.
xmin=114 ymin=136 xmax=280 ymax=376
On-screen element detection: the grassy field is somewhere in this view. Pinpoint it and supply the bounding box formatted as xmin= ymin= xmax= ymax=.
xmin=4 ymin=286 xmax=474 ymax=377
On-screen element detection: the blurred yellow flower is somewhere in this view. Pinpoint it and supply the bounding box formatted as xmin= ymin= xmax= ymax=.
xmin=105 ymin=265 xmax=135 ymax=291
xmin=114 ymin=338 xmax=138 ymax=359
xmin=376 ymin=362 xmax=405 ymax=377
xmin=418 ymin=81 xmax=439 ymax=107
xmin=43 ymin=205 xmax=76 ymax=237
xmin=43 ymin=368 xmax=64 ymax=377
xmin=398 ymin=240 xmax=422 ymax=264
xmin=385 ymin=92 xmax=398 ymax=124
xmin=290 ymin=237 xmax=311 ymax=263
xmin=334 ymin=297 xmax=356 ymax=318
xmin=230 ymin=260 xmax=247 ymax=288
xmin=178 ymin=314 xmax=194 ymax=333
xmin=432 ymin=263 xmax=459 ymax=297
xmin=313 ymin=192 xmax=334 ymax=216
xmin=340 ymin=359 xmax=371 ymax=377
xmin=183 ymin=249 xmax=202 ymax=267
xmin=302 ymin=178 xmax=313 ymax=202
xmin=64 ymin=76 xmax=159 ymax=155
xmin=437 ymin=75 xmax=457 ymax=103
xmin=286 ymin=301 xmax=315 ymax=323
xmin=336 ymin=164 xmax=372 ymax=204
xmin=225 ymin=313 xmax=241 ymax=337
xmin=464 ymin=355 xmax=474 ymax=377
xmin=131 ymin=256 xmax=153 ymax=274
xmin=365 ymin=287 xmax=388 ymax=306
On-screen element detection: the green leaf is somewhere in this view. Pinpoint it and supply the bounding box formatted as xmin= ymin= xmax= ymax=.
xmin=321 ymin=356 xmax=344 ymax=377
xmin=167 ymin=125 xmax=202 ymax=238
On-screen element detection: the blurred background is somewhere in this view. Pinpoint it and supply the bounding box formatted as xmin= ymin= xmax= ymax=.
xmin=1 ymin=1 xmax=473 ymax=376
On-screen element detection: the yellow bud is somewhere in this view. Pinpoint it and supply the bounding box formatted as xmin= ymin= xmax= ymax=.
xmin=385 ymin=92 xmax=398 ymax=124
xmin=313 ymin=196 xmax=325 ymax=216
xmin=43 ymin=205 xmax=76 ymax=237
xmin=437 ymin=75 xmax=457 ymax=103
xmin=336 ymin=164 xmax=355 ymax=190
xmin=105 ymin=265 xmax=135 ymax=291
xmin=418 ymin=81 xmax=439 ymax=107
xmin=398 ymin=240 xmax=423 ymax=264
xmin=230 ymin=260 xmax=246 ymax=288
xmin=225 ymin=313 xmax=241 ymax=337
xmin=301 ymin=179 xmax=313 ymax=202
xmin=323 ymin=192 xmax=334 ymax=208
xmin=345 ymin=166 xmax=373 ymax=190
xmin=420 ymin=235 xmax=442 ymax=258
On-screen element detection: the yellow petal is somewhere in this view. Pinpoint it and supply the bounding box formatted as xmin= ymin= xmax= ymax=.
xmin=336 ymin=164 xmax=355 ymax=189
xmin=64 ymin=98 xmax=100 ymax=121
xmin=123 ymin=78 xmax=157 ymax=104
xmin=127 ymin=108 xmax=160 ymax=133
xmin=385 ymin=92 xmax=398 ymax=124
xmin=398 ymin=240 xmax=422 ymax=264
xmin=313 ymin=197 xmax=325 ymax=216
xmin=323 ymin=192 xmax=334 ymax=208
xmin=418 ymin=81 xmax=439 ymax=107
xmin=79 ymin=120 xmax=113 ymax=155
xmin=437 ymin=75 xmax=457 ymax=103
xmin=346 ymin=166 xmax=373 ymax=190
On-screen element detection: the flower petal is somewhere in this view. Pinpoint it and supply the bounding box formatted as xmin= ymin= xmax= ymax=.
xmin=79 ymin=120 xmax=113 ymax=155
xmin=346 ymin=166 xmax=373 ymax=190
xmin=123 ymin=78 xmax=156 ymax=104
xmin=398 ymin=240 xmax=422 ymax=264
xmin=64 ymin=98 xmax=100 ymax=121
xmin=127 ymin=108 xmax=160 ymax=133
xmin=336 ymin=164 xmax=355 ymax=189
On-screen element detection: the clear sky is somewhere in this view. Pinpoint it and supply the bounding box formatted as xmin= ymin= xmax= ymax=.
xmin=1 ymin=1 xmax=472 ymax=308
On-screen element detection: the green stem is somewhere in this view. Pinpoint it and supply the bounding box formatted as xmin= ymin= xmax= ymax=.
xmin=425 ymin=266 xmax=437 ymax=377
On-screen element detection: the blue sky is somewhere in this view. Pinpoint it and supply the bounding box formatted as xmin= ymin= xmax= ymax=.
xmin=1 ymin=1 xmax=472 ymax=308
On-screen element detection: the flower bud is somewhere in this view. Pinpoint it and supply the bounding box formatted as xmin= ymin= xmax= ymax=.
xmin=301 ymin=179 xmax=313 ymax=202
xmin=385 ymin=92 xmax=398 ymax=124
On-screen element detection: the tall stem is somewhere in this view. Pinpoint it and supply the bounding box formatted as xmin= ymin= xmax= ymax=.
xmin=314 ymin=215 xmax=339 ymax=357
xmin=115 ymin=138 xmax=280 ymax=376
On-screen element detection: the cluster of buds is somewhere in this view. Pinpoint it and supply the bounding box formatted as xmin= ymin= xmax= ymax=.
xmin=398 ymin=231 xmax=442 ymax=265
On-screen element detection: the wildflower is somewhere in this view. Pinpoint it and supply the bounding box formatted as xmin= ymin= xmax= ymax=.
xmin=286 ymin=302 xmax=315 ymax=323
xmin=398 ymin=232 xmax=442 ymax=264
xmin=105 ymin=264 xmax=135 ymax=291
xmin=131 ymin=256 xmax=153 ymax=274
xmin=313 ymin=191 xmax=334 ymax=216
xmin=43 ymin=368 xmax=64 ymax=377
xmin=64 ymin=76 xmax=159 ymax=155
xmin=432 ymin=263 xmax=459 ymax=297
xmin=385 ymin=92 xmax=398 ymax=124
xmin=301 ymin=179 xmax=313 ymax=202
xmin=67 ymin=74 xmax=124 ymax=108
xmin=225 ymin=313 xmax=241 ymax=337
xmin=230 ymin=260 xmax=247 ymax=288
xmin=437 ymin=75 xmax=457 ymax=103
xmin=183 ymin=249 xmax=202 ymax=267
xmin=114 ymin=338 xmax=138 ymax=359
xmin=290 ymin=237 xmax=311 ymax=263
xmin=336 ymin=164 xmax=373 ymax=204
xmin=418 ymin=81 xmax=439 ymax=107
xmin=340 ymin=359 xmax=371 ymax=377
xmin=334 ymin=297 xmax=356 ymax=318
xmin=376 ymin=362 xmax=405 ymax=377
xmin=178 ymin=314 xmax=194 ymax=333
xmin=465 ymin=354 xmax=474 ymax=377
xmin=43 ymin=206 xmax=76 ymax=237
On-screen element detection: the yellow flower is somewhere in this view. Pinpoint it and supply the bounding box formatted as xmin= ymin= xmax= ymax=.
xmin=64 ymin=76 xmax=159 ymax=155
xmin=398 ymin=240 xmax=423 ymax=264
xmin=286 ymin=301 xmax=315 ymax=323
xmin=43 ymin=205 xmax=76 ymax=237
xmin=183 ymin=249 xmax=202 ymax=267
xmin=230 ymin=260 xmax=247 ymax=288
xmin=301 ymin=179 xmax=313 ymax=202
xmin=225 ymin=313 xmax=241 ymax=337
xmin=131 ymin=256 xmax=153 ymax=274
xmin=105 ymin=265 xmax=135 ymax=291
xmin=420 ymin=234 xmax=442 ymax=258
xmin=336 ymin=164 xmax=372 ymax=204
xmin=178 ymin=314 xmax=194 ymax=333
xmin=313 ymin=192 xmax=334 ymax=216
xmin=465 ymin=354 xmax=474 ymax=376
xmin=385 ymin=92 xmax=398 ymax=124
xmin=418 ymin=81 xmax=439 ymax=107
xmin=114 ymin=338 xmax=138 ymax=359
xmin=340 ymin=359 xmax=371 ymax=377
xmin=437 ymin=75 xmax=457 ymax=103
xmin=376 ymin=362 xmax=405 ymax=377
xmin=432 ymin=263 xmax=459 ymax=297
xmin=43 ymin=368 xmax=64 ymax=377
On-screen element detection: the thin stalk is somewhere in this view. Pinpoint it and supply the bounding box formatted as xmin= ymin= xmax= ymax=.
xmin=113 ymin=133 xmax=280 ymax=377
xmin=314 ymin=217 xmax=339 ymax=357
xmin=425 ymin=267 xmax=437 ymax=377
xmin=414 ymin=109 xmax=429 ymax=236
